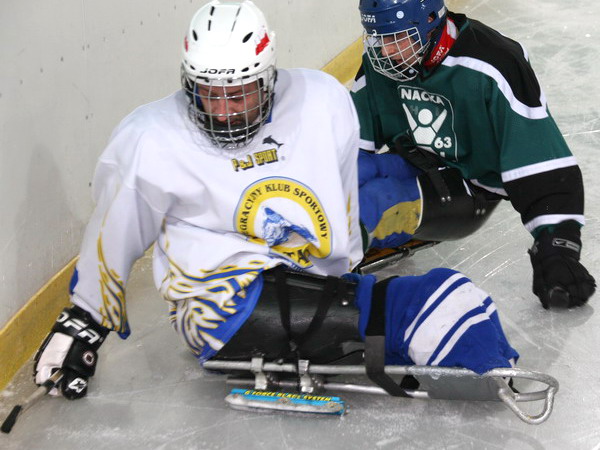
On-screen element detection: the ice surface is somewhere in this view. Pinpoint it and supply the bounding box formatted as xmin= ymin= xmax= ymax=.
xmin=2 ymin=0 xmax=600 ymax=448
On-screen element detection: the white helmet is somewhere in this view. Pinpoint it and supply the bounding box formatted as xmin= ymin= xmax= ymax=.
xmin=181 ymin=0 xmax=277 ymax=149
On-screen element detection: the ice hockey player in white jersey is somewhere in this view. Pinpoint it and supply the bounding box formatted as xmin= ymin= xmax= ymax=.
xmin=33 ymin=0 xmax=517 ymax=400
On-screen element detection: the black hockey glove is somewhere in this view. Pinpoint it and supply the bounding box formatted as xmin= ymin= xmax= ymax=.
xmin=34 ymin=305 xmax=109 ymax=399
xmin=528 ymin=221 xmax=596 ymax=309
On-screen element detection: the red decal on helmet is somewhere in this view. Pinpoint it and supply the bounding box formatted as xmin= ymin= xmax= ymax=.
xmin=184 ymin=36 xmax=189 ymax=52
xmin=255 ymin=33 xmax=270 ymax=55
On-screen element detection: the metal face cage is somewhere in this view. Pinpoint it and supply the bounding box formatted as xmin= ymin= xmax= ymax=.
xmin=364 ymin=28 xmax=426 ymax=82
xmin=182 ymin=66 xmax=276 ymax=149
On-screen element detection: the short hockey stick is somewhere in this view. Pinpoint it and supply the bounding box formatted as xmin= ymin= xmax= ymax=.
xmin=1 ymin=369 xmax=63 ymax=434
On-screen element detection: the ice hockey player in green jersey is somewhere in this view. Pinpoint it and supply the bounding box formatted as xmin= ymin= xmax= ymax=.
xmin=352 ymin=0 xmax=595 ymax=309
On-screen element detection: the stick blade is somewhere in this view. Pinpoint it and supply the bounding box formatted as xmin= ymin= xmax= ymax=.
xmin=1 ymin=405 xmax=23 ymax=434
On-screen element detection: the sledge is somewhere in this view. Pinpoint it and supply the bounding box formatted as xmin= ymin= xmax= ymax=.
xmin=203 ymin=357 xmax=559 ymax=425
xmin=208 ymin=241 xmax=558 ymax=424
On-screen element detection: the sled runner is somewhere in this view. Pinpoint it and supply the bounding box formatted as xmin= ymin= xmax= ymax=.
xmin=204 ymin=357 xmax=559 ymax=425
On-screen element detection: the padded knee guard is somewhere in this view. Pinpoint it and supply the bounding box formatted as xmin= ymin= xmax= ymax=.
xmin=413 ymin=167 xmax=501 ymax=241
xmin=214 ymin=269 xmax=363 ymax=364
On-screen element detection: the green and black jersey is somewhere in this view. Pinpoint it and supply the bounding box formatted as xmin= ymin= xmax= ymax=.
xmin=351 ymin=12 xmax=585 ymax=237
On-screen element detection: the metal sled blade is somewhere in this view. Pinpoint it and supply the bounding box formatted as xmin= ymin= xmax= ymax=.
xmin=356 ymin=240 xmax=439 ymax=274
xmin=204 ymin=359 xmax=558 ymax=425
xmin=225 ymin=388 xmax=345 ymax=415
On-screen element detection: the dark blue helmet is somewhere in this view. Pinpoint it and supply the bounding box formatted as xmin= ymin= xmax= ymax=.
xmin=359 ymin=0 xmax=448 ymax=81
xmin=359 ymin=0 xmax=447 ymax=37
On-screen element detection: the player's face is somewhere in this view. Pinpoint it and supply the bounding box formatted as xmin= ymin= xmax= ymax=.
xmin=196 ymin=81 xmax=263 ymax=126
xmin=380 ymin=31 xmax=422 ymax=67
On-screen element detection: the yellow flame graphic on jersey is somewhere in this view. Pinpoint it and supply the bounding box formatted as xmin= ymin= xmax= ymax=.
xmin=161 ymin=254 xmax=263 ymax=307
xmin=97 ymin=234 xmax=129 ymax=334
xmin=160 ymin=251 xmax=265 ymax=356
xmin=173 ymin=298 xmax=227 ymax=356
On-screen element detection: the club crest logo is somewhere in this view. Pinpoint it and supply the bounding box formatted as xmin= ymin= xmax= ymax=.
xmin=398 ymin=87 xmax=459 ymax=160
xmin=234 ymin=177 xmax=331 ymax=269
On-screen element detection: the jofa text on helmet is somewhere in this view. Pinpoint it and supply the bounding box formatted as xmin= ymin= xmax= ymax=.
xmin=199 ymin=68 xmax=236 ymax=75
xmin=361 ymin=14 xmax=376 ymax=23
xmin=400 ymin=88 xmax=445 ymax=105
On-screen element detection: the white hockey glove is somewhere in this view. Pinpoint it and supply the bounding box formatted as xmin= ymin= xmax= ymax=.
xmin=33 ymin=305 xmax=109 ymax=399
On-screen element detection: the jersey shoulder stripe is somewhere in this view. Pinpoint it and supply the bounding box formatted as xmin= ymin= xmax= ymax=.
xmin=442 ymin=55 xmax=548 ymax=120
xmin=447 ymin=14 xmax=545 ymax=110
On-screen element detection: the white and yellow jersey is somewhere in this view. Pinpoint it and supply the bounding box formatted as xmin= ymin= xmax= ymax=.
xmin=71 ymin=68 xmax=363 ymax=347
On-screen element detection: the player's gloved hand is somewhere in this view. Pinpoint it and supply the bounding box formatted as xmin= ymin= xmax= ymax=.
xmin=528 ymin=221 xmax=596 ymax=309
xmin=34 ymin=305 xmax=109 ymax=399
